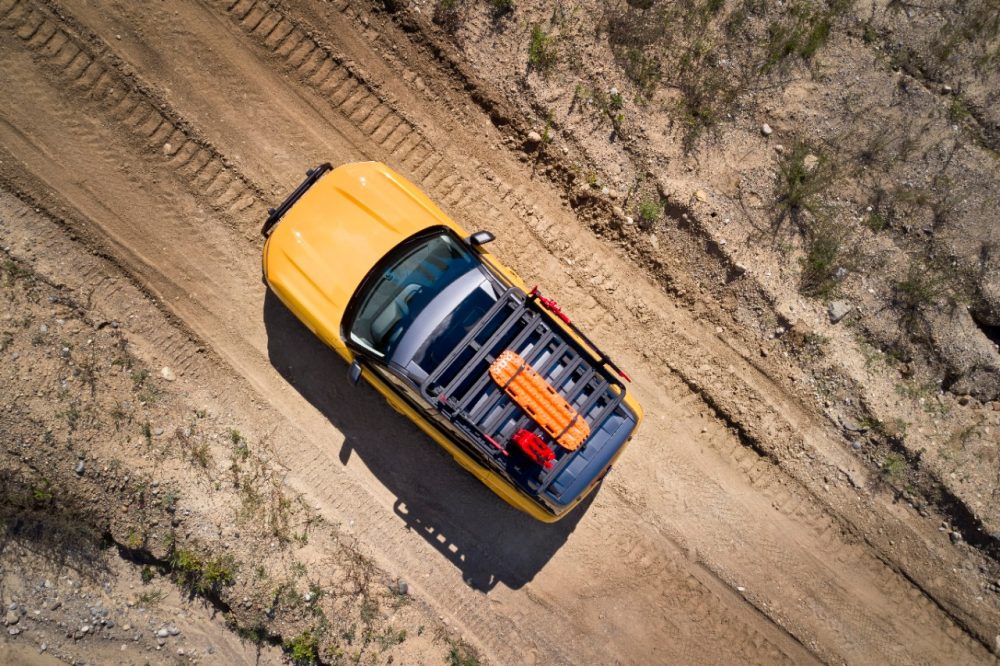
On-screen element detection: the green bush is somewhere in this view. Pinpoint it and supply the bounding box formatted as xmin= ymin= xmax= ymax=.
xmin=528 ymin=25 xmax=557 ymax=72
xmin=285 ymin=630 xmax=320 ymax=665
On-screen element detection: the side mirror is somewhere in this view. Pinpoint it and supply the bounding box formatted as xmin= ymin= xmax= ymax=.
xmin=348 ymin=360 xmax=363 ymax=385
xmin=467 ymin=231 xmax=495 ymax=247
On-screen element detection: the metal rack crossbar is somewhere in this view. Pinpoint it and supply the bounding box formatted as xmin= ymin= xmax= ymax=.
xmin=420 ymin=287 xmax=627 ymax=489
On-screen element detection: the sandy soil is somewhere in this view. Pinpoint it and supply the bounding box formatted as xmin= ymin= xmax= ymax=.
xmin=0 ymin=0 xmax=998 ymax=663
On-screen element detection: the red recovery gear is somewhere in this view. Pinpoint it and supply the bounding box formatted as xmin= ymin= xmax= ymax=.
xmin=511 ymin=429 xmax=555 ymax=469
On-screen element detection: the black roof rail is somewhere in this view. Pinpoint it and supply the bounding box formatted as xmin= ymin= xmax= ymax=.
xmin=261 ymin=163 xmax=333 ymax=237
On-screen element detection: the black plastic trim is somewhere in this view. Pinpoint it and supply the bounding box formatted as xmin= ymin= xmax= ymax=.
xmin=261 ymin=162 xmax=333 ymax=237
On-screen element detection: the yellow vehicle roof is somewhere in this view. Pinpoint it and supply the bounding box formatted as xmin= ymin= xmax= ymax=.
xmin=264 ymin=162 xmax=466 ymax=346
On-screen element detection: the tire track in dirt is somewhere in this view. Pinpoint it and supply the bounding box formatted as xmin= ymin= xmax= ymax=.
xmin=3 ymin=0 xmax=997 ymax=662
xmin=0 ymin=4 xmax=815 ymax=663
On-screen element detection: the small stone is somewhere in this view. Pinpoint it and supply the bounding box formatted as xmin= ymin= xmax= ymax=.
xmin=4 ymin=610 xmax=18 ymax=625
xmin=8 ymin=627 xmax=20 ymax=636
xmin=624 ymin=215 xmax=634 ymax=225
xmin=168 ymin=626 xmax=180 ymax=636
xmin=156 ymin=628 xmax=169 ymax=639
xmin=694 ymin=190 xmax=707 ymax=202
xmin=162 ymin=142 xmax=173 ymax=155
xmin=950 ymin=531 xmax=962 ymax=544
xmin=833 ymin=267 xmax=848 ymax=281
xmin=761 ymin=123 xmax=773 ymax=136
xmin=160 ymin=367 xmax=176 ymax=382
xmin=803 ymin=153 xmax=820 ymax=171
xmin=153 ymin=427 xmax=164 ymax=436
xmin=942 ymin=84 xmax=952 ymax=94
xmin=760 ymin=347 xmax=769 ymax=357
xmin=827 ymin=300 xmax=852 ymax=324
xmin=81 ymin=624 xmax=91 ymax=634
xmin=39 ymin=643 xmax=46 ymax=652
xmin=39 ymin=324 xmax=48 ymax=334
xmin=397 ymin=579 xmax=408 ymax=595
xmin=774 ymin=144 xmax=785 ymax=154
xmin=851 ymin=441 xmax=862 ymax=450
xmin=525 ymin=130 xmax=542 ymax=145
xmin=74 ymin=460 xmax=85 ymax=475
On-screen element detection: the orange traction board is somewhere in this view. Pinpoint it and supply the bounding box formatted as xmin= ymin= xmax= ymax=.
xmin=489 ymin=350 xmax=590 ymax=451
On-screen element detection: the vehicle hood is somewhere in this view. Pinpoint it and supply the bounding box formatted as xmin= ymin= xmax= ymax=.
xmin=264 ymin=162 xmax=465 ymax=341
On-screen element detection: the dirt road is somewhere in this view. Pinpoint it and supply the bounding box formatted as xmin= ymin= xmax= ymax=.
xmin=1 ymin=0 xmax=997 ymax=663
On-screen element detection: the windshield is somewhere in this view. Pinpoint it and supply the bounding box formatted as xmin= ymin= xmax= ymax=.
xmin=348 ymin=231 xmax=481 ymax=357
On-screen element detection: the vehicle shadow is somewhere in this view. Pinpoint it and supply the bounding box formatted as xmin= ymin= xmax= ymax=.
xmin=262 ymin=291 xmax=591 ymax=591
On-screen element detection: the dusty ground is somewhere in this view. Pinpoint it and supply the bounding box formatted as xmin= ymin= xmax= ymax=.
xmin=0 ymin=0 xmax=999 ymax=664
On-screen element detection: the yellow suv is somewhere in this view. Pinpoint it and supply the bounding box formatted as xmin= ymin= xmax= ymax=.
xmin=262 ymin=162 xmax=641 ymax=521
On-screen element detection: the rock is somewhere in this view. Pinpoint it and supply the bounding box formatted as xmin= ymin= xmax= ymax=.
xmin=156 ymin=628 xmax=169 ymax=639
xmin=8 ymin=627 xmax=20 ymax=636
xmin=840 ymin=417 xmax=867 ymax=433
xmin=525 ymin=131 xmax=542 ymax=146
xmin=168 ymin=626 xmax=180 ymax=636
xmin=39 ymin=324 xmax=48 ymax=334
xmin=4 ymin=610 xmax=18 ymax=625
xmin=942 ymin=84 xmax=953 ymax=94
xmin=828 ymin=300 xmax=852 ymax=324
xmin=803 ymin=153 xmax=820 ymax=171
xmin=397 ymin=579 xmax=408 ymax=595
xmin=624 ymin=215 xmax=634 ymax=225
xmin=74 ymin=460 xmax=85 ymax=475
xmin=162 ymin=143 xmax=172 ymax=155
xmin=833 ymin=267 xmax=848 ymax=281
xmin=81 ymin=624 xmax=91 ymax=634
xmin=950 ymin=531 xmax=962 ymax=544
xmin=851 ymin=440 xmax=863 ymax=450
xmin=153 ymin=427 xmax=164 ymax=436
xmin=160 ymin=367 xmax=176 ymax=382
xmin=694 ymin=190 xmax=707 ymax=202
xmin=761 ymin=123 xmax=773 ymax=136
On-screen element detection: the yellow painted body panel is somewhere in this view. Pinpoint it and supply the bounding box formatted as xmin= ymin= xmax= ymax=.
xmin=263 ymin=161 xmax=639 ymax=522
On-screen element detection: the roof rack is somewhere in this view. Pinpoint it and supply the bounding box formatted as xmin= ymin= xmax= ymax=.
xmin=420 ymin=287 xmax=626 ymax=493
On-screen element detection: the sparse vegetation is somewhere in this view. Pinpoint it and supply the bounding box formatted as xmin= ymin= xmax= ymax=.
xmin=798 ymin=218 xmax=847 ymax=297
xmin=170 ymin=547 xmax=237 ymax=597
xmin=774 ymin=142 xmax=836 ymax=228
xmin=528 ymin=25 xmax=557 ymax=73
xmin=448 ymin=640 xmax=480 ymax=666
xmin=636 ymin=197 xmax=661 ymax=229
xmin=881 ymin=452 xmax=906 ymax=481
xmin=892 ymin=262 xmax=952 ymax=338
xmin=284 ymin=630 xmax=320 ymax=664
xmin=487 ymin=0 xmax=514 ymax=19
xmin=433 ymin=0 xmax=461 ymax=33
